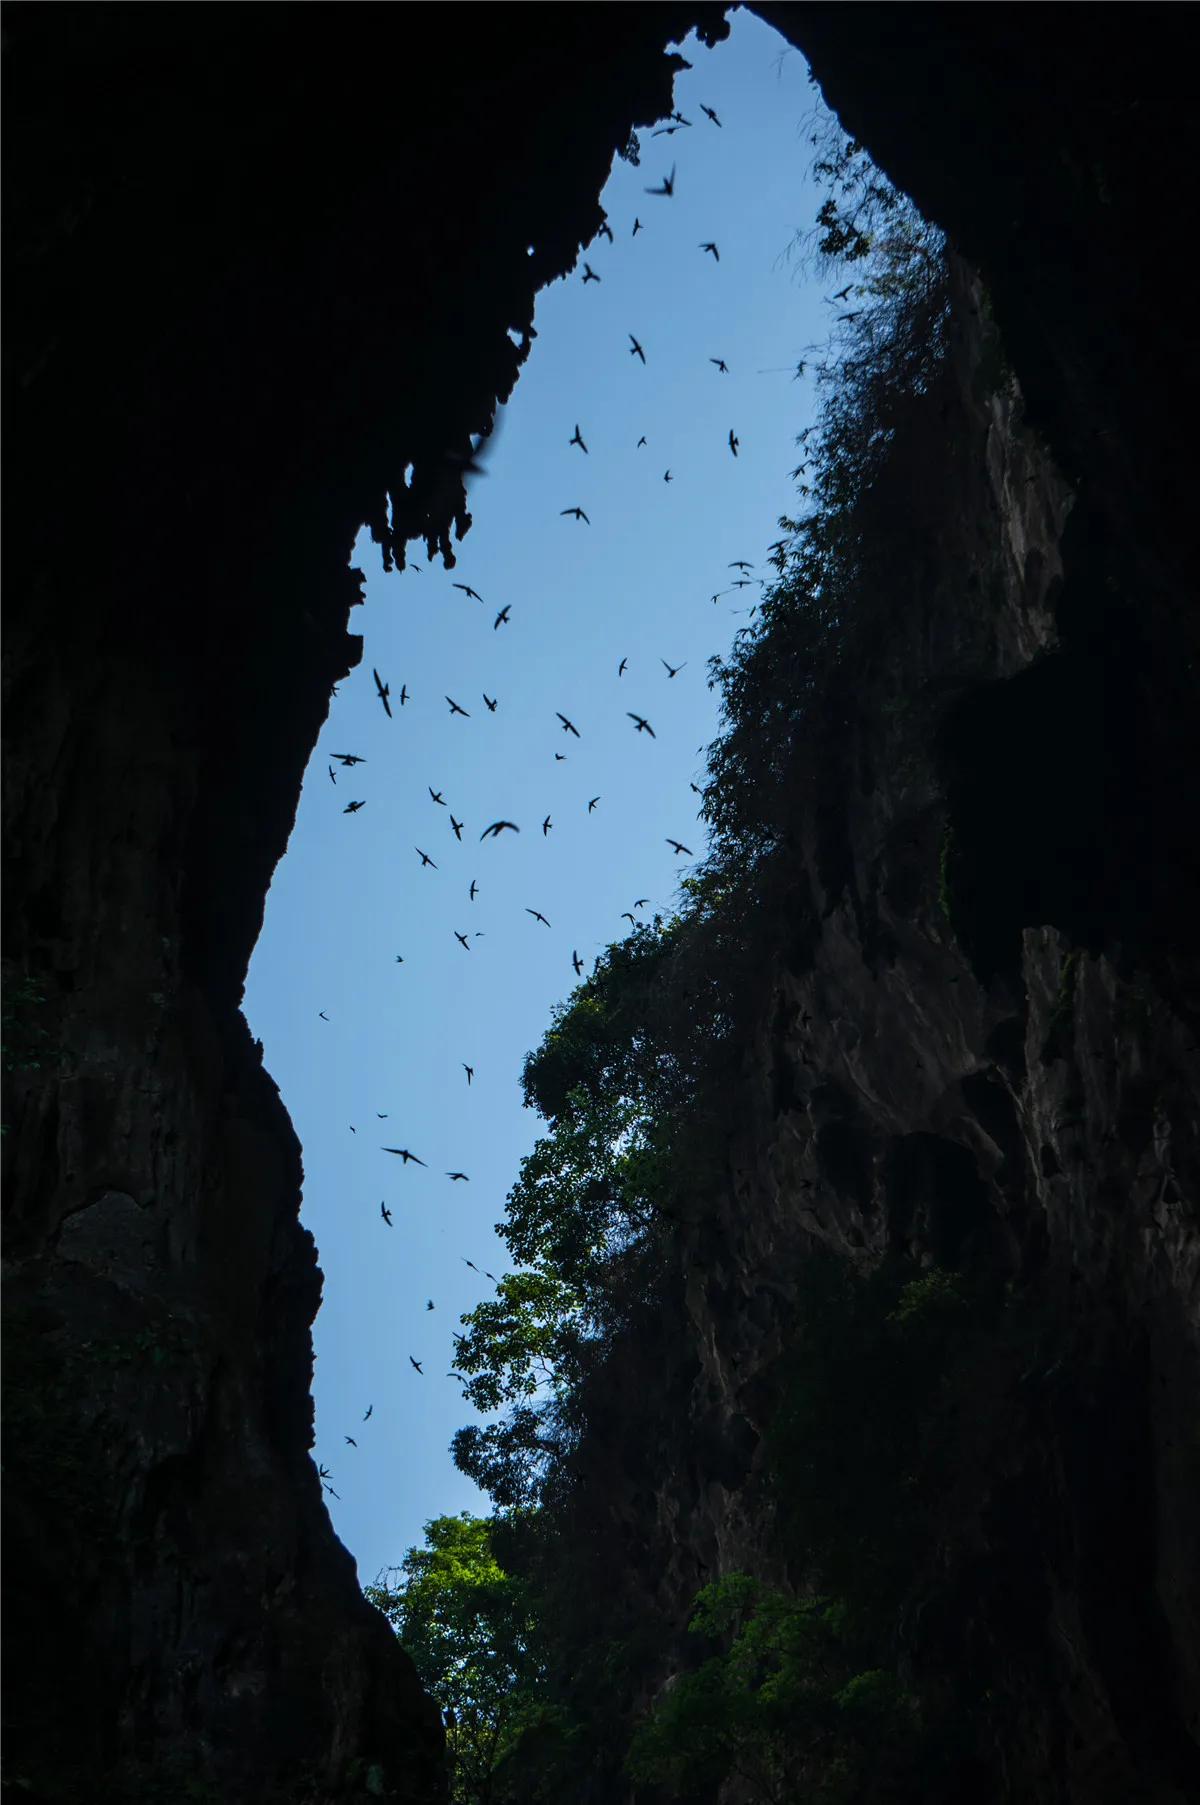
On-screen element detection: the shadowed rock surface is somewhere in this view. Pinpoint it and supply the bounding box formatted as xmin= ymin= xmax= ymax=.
xmin=3 ymin=4 xmax=1196 ymax=1800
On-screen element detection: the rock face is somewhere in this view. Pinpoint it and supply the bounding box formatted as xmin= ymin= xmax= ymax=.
xmin=546 ymin=256 xmax=1199 ymax=1802
xmin=3 ymin=5 xmax=1197 ymax=1801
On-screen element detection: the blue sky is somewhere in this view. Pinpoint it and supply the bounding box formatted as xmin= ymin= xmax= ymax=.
xmin=244 ymin=11 xmax=833 ymax=1585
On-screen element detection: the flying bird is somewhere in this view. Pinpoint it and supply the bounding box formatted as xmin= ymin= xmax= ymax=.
xmin=409 ymin=1357 xmax=424 ymax=1374
xmin=838 ymin=310 xmax=862 ymax=323
xmin=729 ymin=560 xmax=753 ymax=571
xmin=463 ymin=1064 xmax=474 ymax=1084
xmin=633 ymin=898 xmax=649 ymax=909
xmin=709 ymin=357 xmax=729 ymax=373
xmin=572 ymin=950 xmax=584 ymax=975
xmin=363 ymin=1405 xmax=373 ymax=1420
xmin=618 ymin=657 xmax=628 ymax=676
xmin=446 ymin=696 xmax=470 ymax=717
xmin=628 ymin=334 xmax=646 ymax=364
xmin=588 ymin=796 xmax=600 ymax=813
xmin=621 ymin=912 xmax=636 ymax=927
xmin=318 ymin=1010 xmax=329 ymax=1021
xmin=382 ymin=1147 xmax=427 ymax=1165
xmin=380 ymin=1202 xmax=393 ymax=1226
xmin=427 ymin=1299 xmax=436 ymax=1311
xmin=701 ymin=103 xmax=722 ymax=126
xmin=700 ymin=242 xmax=720 ymax=261
xmin=597 ymin=221 xmax=613 ymax=244
xmin=469 ymin=879 xmax=479 ymax=900
xmin=672 ymin=110 xmax=692 ymax=127
xmin=542 ymin=815 xmax=552 ymax=836
xmin=645 ymin=165 xmax=676 ymax=195
xmin=493 ymin=606 xmax=511 ymax=629
xmin=627 ymin=713 xmax=656 ymax=737
xmin=344 ymin=799 xmax=365 ymax=813
xmin=328 ymin=764 xmax=337 ymax=785
xmin=416 ymin=848 xmax=438 ymax=868
xmin=451 ymin=815 xmax=464 ymax=840
xmin=372 ymin=669 xmax=392 ymax=717
xmin=395 ymin=955 xmax=404 ymax=963
xmin=331 ymin=753 xmax=366 ymax=766
xmin=447 ymin=1171 xmax=469 ymax=1182
xmin=661 ymin=659 xmax=686 ymax=678
xmin=556 ymin=712 xmax=581 ymax=737
xmin=455 ymin=931 xmax=471 ymax=951
xmin=345 ymin=1435 xmax=357 ymax=1447
xmin=569 ymin=424 xmax=588 ymax=454
xmin=667 ymin=838 xmax=693 ymax=855
xmin=453 ymin=583 xmax=484 ymax=603
xmin=636 ymin=435 xmax=647 ymax=448
xmin=480 ymin=820 xmax=520 ymax=839
xmin=462 ymin=1258 xmax=480 ymax=1273
xmin=377 ymin=1113 xmax=388 ymax=1118
xmin=555 ymin=753 xmax=567 ymax=761
xmin=729 ymin=429 xmax=740 ymax=457
xmin=526 ymin=908 xmax=551 ymax=928
xmin=653 ymin=124 xmax=681 ymax=138
xmin=429 ymin=787 xmax=445 ymax=805
xmin=582 ymin=262 xmax=601 ymax=284
xmin=833 ymin=283 xmax=854 ymax=302
xmin=663 ymin=469 xmax=673 ymax=484
xmin=632 ymin=217 xmax=643 ymax=236
xmin=561 ymin=506 xmax=591 ymax=523
xmin=483 ymin=693 xmax=498 ymax=712
xmin=399 ymin=684 xmax=409 ymax=707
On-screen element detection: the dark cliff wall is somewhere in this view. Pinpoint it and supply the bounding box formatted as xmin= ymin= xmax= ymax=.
xmin=3 ymin=4 xmax=1196 ymax=1800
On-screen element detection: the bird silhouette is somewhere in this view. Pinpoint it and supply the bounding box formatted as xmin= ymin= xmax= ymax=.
xmin=588 ymin=796 xmax=600 ymax=813
xmin=469 ymin=879 xmax=479 ymax=900
xmin=627 ymin=713 xmax=656 ymax=737
xmin=446 ymin=696 xmax=470 ymax=717
xmin=672 ymin=111 xmax=692 ymax=127
xmin=561 ymin=506 xmax=591 ymax=523
xmin=667 ymin=838 xmax=693 ymax=855
xmin=652 ymin=124 xmax=681 ymax=137
xmin=701 ymin=103 xmax=722 ymax=126
xmin=632 ymin=217 xmax=643 ymax=236
xmin=451 ymin=815 xmax=464 ymax=841
xmin=729 ymin=429 xmax=740 ymax=457
xmin=331 ymin=753 xmax=366 ymax=766
xmin=453 ymin=583 xmax=484 ymax=603
xmin=319 ymin=1010 xmax=329 ymax=1021
xmin=416 ymin=848 xmax=438 ymax=868
xmin=480 ymin=820 xmax=520 ymax=839
xmin=409 ymin=1356 xmax=424 ymax=1374
xmin=621 ymin=912 xmax=636 ymax=927
xmin=700 ymin=242 xmax=720 ymax=261
xmin=633 ymin=898 xmax=649 ymax=909
xmin=542 ymin=815 xmax=552 ymax=836
xmin=363 ymin=1405 xmax=373 ymax=1420
xmin=328 ymin=765 xmax=337 ymax=785
xmin=729 ymin=560 xmax=753 ymax=571
xmin=661 ymin=659 xmax=686 ymax=679
xmin=373 ymin=670 xmax=392 ymax=717
xmin=663 ymin=469 xmax=673 ymax=484
xmin=395 ymin=955 xmax=404 ymax=964
xmin=554 ymin=753 xmax=567 ymax=762
xmin=344 ymin=800 xmax=365 ymax=813
xmin=429 ymin=787 xmax=446 ymax=805
xmin=636 ymin=435 xmax=647 ymax=448
xmin=628 ymin=334 xmax=646 ymax=364
xmin=463 ymin=1064 xmax=474 ymax=1085
xmin=427 ymin=1299 xmax=436 ymax=1311
xmin=526 ymin=908 xmax=551 ymax=928
xmin=349 ymin=1125 xmax=356 ymax=1134
xmin=493 ymin=606 xmax=511 ymax=629
xmin=323 ymin=1483 xmax=341 ymax=1500
xmin=556 ymin=712 xmax=581 ymax=737
xmin=838 ymin=310 xmax=862 ymax=324
xmin=380 ymin=1202 xmax=393 ymax=1226
xmin=645 ymin=164 xmax=676 ymax=195
xmin=399 ymin=684 xmax=409 ymax=707
xmin=833 ymin=283 xmax=854 ymax=302
xmin=572 ymin=951 xmax=584 ymax=975
xmin=582 ymin=262 xmax=601 ymax=284
xmin=382 ymin=1147 xmax=427 ymax=1165
xmin=377 ymin=1113 xmax=388 ymax=1118
xmin=462 ymin=1258 xmax=480 ymax=1273
xmin=731 ymin=578 xmax=754 ymax=589
xmin=447 ymin=1171 xmax=469 ymax=1182
xmin=483 ymin=693 xmax=497 ymax=712
xmin=455 ymin=931 xmax=471 ymax=951
xmin=447 ymin=1371 xmax=467 ymax=1381
xmin=597 ymin=221 xmax=613 ymax=244
xmin=709 ymin=357 xmax=729 ymax=373
xmin=345 ymin=1435 xmax=357 ymax=1447
xmin=569 ymin=424 xmax=588 ymax=454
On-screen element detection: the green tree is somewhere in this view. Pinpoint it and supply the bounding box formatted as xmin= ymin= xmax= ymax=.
xmin=366 ymin=1513 xmax=544 ymax=1804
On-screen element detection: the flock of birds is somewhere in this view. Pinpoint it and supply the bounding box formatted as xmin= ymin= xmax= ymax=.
xmin=311 ymin=102 xmax=788 ymax=1502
